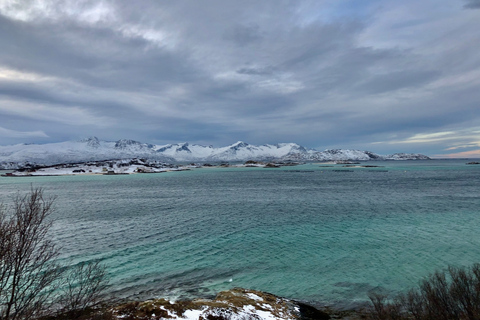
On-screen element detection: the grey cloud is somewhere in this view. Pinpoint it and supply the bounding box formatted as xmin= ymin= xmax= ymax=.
xmin=0 ymin=78 xmax=144 ymax=124
xmin=464 ymin=0 xmax=480 ymax=9
xmin=236 ymin=66 xmax=274 ymax=76
xmin=0 ymin=15 xmax=202 ymax=91
xmin=225 ymin=24 xmax=263 ymax=46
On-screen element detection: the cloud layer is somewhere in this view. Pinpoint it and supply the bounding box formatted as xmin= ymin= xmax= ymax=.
xmin=0 ymin=0 xmax=479 ymax=157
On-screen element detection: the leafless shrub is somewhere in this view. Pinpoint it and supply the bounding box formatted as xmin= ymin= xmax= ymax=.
xmin=57 ymin=261 xmax=109 ymax=316
xmin=368 ymin=263 xmax=480 ymax=320
xmin=368 ymin=292 xmax=403 ymax=320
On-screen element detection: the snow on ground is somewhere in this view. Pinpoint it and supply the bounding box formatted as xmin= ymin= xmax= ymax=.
xmin=182 ymin=309 xmax=204 ymax=320
xmin=246 ymin=293 xmax=264 ymax=302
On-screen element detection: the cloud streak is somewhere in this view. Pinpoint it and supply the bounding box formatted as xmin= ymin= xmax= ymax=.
xmin=0 ymin=126 xmax=48 ymax=139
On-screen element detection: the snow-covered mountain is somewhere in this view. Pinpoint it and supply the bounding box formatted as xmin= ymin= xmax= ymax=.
xmin=0 ymin=137 xmax=173 ymax=168
xmin=0 ymin=137 xmax=429 ymax=168
xmin=150 ymin=141 xmax=311 ymax=162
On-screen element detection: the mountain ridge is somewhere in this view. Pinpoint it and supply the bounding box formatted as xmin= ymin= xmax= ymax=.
xmin=0 ymin=137 xmax=430 ymax=169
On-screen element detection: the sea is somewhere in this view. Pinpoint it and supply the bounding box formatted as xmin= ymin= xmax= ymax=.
xmin=1 ymin=159 xmax=479 ymax=309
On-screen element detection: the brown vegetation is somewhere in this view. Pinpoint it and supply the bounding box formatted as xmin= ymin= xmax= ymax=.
xmin=368 ymin=264 xmax=480 ymax=320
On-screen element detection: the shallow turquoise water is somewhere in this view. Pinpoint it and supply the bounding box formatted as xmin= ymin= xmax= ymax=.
xmin=1 ymin=160 xmax=479 ymax=308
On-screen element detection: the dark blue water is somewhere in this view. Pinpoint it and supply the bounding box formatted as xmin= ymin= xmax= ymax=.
xmin=1 ymin=160 xmax=479 ymax=308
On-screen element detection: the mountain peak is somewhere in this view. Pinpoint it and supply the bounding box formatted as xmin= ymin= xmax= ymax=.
xmin=230 ymin=141 xmax=249 ymax=149
xmin=82 ymin=136 xmax=100 ymax=148
xmin=114 ymin=139 xmax=143 ymax=149
xmin=175 ymin=143 xmax=191 ymax=153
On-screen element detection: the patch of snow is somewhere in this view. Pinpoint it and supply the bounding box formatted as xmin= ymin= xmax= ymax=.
xmin=247 ymin=293 xmax=264 ymax=302
xmin=241 ymin=305 xmax=281 ymax=320
xmin=182 ymin=309 xmax=203 ymax=320
xmin=255 ymin=309 xmax=284 ymax=320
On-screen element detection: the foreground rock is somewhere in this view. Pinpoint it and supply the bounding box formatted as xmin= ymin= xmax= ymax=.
xmin=109 ymin=288 xmax=338 ymax=320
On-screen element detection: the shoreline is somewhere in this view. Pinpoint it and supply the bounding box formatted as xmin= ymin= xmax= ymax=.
xmin=0 ymin=159 xmax=301 ymax=177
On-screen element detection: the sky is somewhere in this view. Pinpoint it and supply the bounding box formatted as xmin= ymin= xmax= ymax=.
xmin=1 ymin=1 xmax=480 ymax=158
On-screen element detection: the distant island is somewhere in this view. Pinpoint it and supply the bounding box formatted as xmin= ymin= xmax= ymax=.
xmin=0 ymin=137 xmax=430 ymax=170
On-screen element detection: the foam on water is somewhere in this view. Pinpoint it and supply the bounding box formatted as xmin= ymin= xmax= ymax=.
xmin=1 ymin=160 xmax=479 ymax=308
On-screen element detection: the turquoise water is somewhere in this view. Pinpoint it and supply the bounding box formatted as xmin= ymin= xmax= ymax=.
xmin=1 ymin=160 xmax=479 ymax=308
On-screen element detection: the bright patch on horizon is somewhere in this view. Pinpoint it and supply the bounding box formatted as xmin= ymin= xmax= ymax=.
xmin=380 ymin=129 xmax=480 ymax=146
xmin=435 ymin=149 xmax=480 ymax=159
xmin=400 ymin=131 xmax=458 ymax=143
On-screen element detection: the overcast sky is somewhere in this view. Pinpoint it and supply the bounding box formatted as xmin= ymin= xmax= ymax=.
xmin=1 ymin=0 xmax=480 ymax=157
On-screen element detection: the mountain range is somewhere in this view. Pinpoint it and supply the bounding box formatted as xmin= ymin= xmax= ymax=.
xmin=0 ymin=137 xmax=430 ymax=169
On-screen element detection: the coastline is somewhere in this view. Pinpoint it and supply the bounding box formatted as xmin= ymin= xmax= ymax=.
xmin=0 ymin=160 xmax=297 ymax=177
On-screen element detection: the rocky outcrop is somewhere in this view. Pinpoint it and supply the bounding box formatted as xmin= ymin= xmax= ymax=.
xmin=110 ymin=288 xmax=335 ymax=320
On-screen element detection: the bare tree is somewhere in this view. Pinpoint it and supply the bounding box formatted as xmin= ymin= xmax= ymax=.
xmin=0 ymin=188 xmax=61 ymax=320
xmin=0 ymin=188 xmax=110 ymax=320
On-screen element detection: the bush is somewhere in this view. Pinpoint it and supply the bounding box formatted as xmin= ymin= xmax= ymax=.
xmin=0 ymin=188 xmax=109 ymax=320
xmin=57 ymin=261 xmax=109 ymax=317
xmin=368 ymin=263 xmax=480 ymax=320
